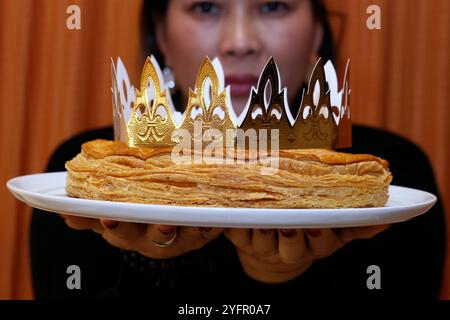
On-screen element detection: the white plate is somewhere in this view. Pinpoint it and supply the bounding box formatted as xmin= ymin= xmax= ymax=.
xmin=7 ymin=172 xmax=437 ymax=228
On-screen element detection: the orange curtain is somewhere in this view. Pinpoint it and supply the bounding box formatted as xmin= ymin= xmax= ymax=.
xmin=0 ymin=0 xmax=448 ymax=299
xmin=324 ymin=0 xmax=450 ymax=297
xmin=0 ymin=0 xmax=142 ymax=299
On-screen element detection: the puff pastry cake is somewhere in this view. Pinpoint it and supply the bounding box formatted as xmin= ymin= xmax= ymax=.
xmin=65 ymin=139 xmax=392 ymax=208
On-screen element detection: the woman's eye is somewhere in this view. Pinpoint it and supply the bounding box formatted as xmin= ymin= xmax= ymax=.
xmin=260 ymin=1 xmax=290 ymax=14
xmin=191 ymin=1 xmax=220 ymax=16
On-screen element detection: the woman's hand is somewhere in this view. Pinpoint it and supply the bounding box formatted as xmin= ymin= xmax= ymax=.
xmin=59 ymin=214 xmax=223 ymax=259
xmin=225 ymin=225 xmax=390 ymax=284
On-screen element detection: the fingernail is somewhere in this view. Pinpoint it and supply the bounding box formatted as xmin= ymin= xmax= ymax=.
xmin=158 ymin=226 xmax=176 ymax=235
xmin=305 ymin=229 xmax=322 ymax=238
xmin=280 ymin=229 xmax=297 ymax=238
xmin=103 ymin=220 xmax=119 ymax=229
xmin=260 ymin=229 xmax=275 ymax=235
xmin=199 ymin=227 xmax=212 ymax=233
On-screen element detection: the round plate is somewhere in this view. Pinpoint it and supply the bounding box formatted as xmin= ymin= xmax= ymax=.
xmin=7 ymin=172 xmax=437 ymax=228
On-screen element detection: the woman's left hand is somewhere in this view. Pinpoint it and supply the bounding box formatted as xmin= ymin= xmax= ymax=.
xmin=224 ymin=225 xmax=390 ymax=284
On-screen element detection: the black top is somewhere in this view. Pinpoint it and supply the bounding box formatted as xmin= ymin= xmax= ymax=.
xmin=30 ymin=125 xmax=446 ymax=299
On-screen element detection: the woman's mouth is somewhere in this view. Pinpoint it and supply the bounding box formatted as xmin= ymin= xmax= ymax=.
xmin=225 ymin=75 xmax=259 ymax=97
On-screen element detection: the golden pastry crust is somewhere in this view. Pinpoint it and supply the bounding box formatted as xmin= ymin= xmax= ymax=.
xmin=65 ymin=139 xmax=392 ymax=208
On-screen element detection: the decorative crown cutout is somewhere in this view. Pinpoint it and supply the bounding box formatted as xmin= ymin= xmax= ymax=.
xmin=111 ymin=55 xmax=351 ymax=151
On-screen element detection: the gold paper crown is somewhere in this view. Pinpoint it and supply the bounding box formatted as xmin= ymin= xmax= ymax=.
xmin=111 ymin=55 xmax=351 ymax=150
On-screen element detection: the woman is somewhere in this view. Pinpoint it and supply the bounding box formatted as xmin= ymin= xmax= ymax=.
xmin=31 ymin=0 xmax=446 ymax=299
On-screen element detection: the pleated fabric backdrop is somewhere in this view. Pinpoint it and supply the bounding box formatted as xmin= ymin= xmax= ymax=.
xmin=0 ymin=0 xmax=448 ymax=299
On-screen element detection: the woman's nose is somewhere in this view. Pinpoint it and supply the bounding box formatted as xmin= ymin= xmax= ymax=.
xmin=219 ymin=12 xmax=262 ymax=58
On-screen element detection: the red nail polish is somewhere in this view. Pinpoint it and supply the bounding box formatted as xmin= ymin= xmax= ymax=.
xmin=306 ymin=229 xmax=322 ymax=238
xmin=199 ymin=227 xmax=212 ymax=232
xmin=280 ymin=229 xmax=296 ymax=238
xmin=159 ymin=226 xmax=176 ymax=235
xmin=103 ymin=220 xmax=119 ymax=229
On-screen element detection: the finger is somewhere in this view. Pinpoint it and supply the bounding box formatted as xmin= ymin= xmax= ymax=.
xmin=224 ymin=228 xmax=252 ymax=249
xmin=305 ymin=228 xmax=344 ymax=259
xmin=337 ymin=224 xmax=391 ymax=243
xmin=138 ymin=225 xmax=223 ymax=259
xmin=63 ymin=216 xmax=92 ymax=230
xmin=252 ymin=229 xmax=278 ymax=257
xmin=278 ymin=229 xmax=309 ymax=264
xmin=179 ymin=226 xmax=224 ymax=241
xmin=146 ymin=224 xmax=178 ymax=246
xmin=101 ymin=220 xmax=146 ymax=250
xmin=62 ymin=214 xmax=103 ymax=233
xmin=100 ymin=219 xmax=119 ymax=230
xmin=58 ymin=213 xmax=69 ymax=220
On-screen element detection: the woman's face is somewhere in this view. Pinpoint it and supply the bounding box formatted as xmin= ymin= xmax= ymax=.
xmin=156 ymin=0 xmax=323 ymax=115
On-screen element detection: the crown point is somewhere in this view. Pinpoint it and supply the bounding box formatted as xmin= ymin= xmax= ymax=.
xmin=112 ymin=56 xmax=351 ymax=151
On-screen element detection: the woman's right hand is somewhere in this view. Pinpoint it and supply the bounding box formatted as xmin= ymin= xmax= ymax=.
xmin=59 ymin=214 xmax=223 ymax=259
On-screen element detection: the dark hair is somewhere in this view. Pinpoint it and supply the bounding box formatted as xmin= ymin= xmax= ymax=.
xmin=141 ymin=0 xmax=336 ymax=67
